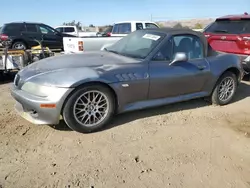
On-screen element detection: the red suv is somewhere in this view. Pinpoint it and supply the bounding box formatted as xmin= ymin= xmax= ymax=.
xmin=203 ymin=12 xmax=250 ymax=73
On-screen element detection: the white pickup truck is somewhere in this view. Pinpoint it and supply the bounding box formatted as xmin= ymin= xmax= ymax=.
xmin=63 ymin=20 xmax=160 ymax=52
xmin=55 ymin=25 xmax=97 ymax=37
xmin=110 ymin=20 xmax=159 ymax=37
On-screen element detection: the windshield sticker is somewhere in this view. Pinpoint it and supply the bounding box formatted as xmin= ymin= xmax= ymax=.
xmin=142 ymin=34 xmax=161 ymax=41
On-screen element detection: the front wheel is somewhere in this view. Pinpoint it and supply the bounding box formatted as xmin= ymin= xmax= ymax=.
xmin=62 ymin=85 xmax=115 ymax=133
xmin=210 ymin=71 xmax=237 ymax=105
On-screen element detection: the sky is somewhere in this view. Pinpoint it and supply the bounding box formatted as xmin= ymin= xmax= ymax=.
xmin=0 ymin=0 xmax=249 ymax=27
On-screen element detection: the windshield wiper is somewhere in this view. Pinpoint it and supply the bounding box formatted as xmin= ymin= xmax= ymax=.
xmin=105 ymin=49 xmax=143 ymax=59
xmin=213 ymin=29 xmax=228 ymax=33
xmin=119 ymin=52 xmax=143 ymax=59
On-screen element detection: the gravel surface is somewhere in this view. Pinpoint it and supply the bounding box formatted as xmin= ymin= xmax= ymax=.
xmin=0 ymin=80 xmax=250 ymax=188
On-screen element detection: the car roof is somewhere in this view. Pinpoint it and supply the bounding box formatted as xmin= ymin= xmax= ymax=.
xmin=141 ymin=27 xmax=208 ymax=55
xmin=216 ymin=12 xmax=250 ymax=20
xmin=142 ymin=27 xmax=205 ymax=38
xmin=5 ymin=22 xmax=44 ymax=25
xmin=114 ymin=21 xmax=157 ymax=24
xmin=55 ymin=25 xmax=76 ymax=28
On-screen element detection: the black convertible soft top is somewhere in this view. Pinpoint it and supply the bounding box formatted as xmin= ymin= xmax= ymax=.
xmin=142 ymin=27 xmax=209 ymax=57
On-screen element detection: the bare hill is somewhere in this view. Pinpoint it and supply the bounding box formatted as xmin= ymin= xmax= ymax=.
xmin=156 ymin=18 xmax=215 ymax=29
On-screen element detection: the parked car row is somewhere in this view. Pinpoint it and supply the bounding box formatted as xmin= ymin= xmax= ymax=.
xmin=0 ymin=20 xmax=159 ymax=51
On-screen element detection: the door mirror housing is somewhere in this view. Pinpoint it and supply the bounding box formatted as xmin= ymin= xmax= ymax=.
xmin=169 ymin=52 xmax=188 ymax=65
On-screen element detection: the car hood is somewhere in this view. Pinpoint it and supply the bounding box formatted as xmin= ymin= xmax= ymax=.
xmin=18 ymin=51 xmax=140 ymax=82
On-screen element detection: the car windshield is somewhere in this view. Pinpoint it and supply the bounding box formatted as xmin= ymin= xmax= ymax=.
xmin=204 ymin=19 xmax=250 ymax=34
xmin=105 ymin=30 xmax=166 ymax=59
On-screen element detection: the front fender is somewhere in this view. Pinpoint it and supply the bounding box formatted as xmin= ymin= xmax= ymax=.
xmin=28 ymin=67 xmax=119 ymax=88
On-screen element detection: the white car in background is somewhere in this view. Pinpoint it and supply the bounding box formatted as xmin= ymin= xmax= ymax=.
xmin=55 ymin=26 xmax=97 ymax=37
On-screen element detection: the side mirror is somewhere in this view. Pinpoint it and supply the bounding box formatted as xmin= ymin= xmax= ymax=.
xmin=169 ymin=52 xmax=188 ymax=65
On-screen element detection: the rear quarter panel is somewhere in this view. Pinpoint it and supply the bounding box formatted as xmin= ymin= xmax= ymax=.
xmin=204 ymin=53 xmax=242 ymax=94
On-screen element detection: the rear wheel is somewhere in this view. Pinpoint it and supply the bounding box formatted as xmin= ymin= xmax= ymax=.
xmin=12 ymin=41 xmax=27 ymax=50
xmin=210 ymin=71 xmax=237 ymax=105
xmin=62 ymin=85 xmax=115 ymax=133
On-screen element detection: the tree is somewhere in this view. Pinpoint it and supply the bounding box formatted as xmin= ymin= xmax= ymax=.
xmin=194 ymin=23 xmax=203 ymax=29
xmin=63 ymin=20 xmax=82 ymax=30
xmin=89 ymin=24 xmax=95 ymax=27
xmin=173 ymin=23 xmax=183 ymax=29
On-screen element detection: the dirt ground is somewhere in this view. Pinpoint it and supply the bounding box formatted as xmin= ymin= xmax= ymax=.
xmin=0 ymin=80 xmax=250 ymax=188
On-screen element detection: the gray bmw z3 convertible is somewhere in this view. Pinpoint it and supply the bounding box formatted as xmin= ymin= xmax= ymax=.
xmin=11 ymin=28 xmax=244 ymax=133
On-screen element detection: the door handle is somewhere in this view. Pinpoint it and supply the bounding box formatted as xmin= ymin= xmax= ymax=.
xmin=197 ymin=65 xmax=206 ymax=70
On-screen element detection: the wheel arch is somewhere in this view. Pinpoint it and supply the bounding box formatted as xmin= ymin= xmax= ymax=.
xmin=11 ymin=39 xmax=28 ymax=49
xmin=61 ymin=81 xmax=119 ymax=115
xmin=209 ymin=66 xmax=241 ymax=96
xmin=219 ymin=67 xmax=241 ymax=85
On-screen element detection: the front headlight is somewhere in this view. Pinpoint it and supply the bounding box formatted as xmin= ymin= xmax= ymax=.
xmin=21 ymin=82 xmax=66 ymax=98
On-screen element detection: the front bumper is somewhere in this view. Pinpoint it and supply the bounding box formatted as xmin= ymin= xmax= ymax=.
xmin=10 ymin=84 xmax=73 ymax=125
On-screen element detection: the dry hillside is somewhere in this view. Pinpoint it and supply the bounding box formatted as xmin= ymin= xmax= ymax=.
xmin=156 ymin=18 xmax=214 ymax=29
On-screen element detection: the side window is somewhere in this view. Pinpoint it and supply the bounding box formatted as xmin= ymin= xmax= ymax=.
xmin=136 ymin=23 xmax=143 ymax=30
xmin=153 ymin=38 xmax=173 ymax=61
xmin=3 ymin=24 xmax=25 ymax=34
xmin=64 ymin=27 xmax=75 ymax=32
xmin=26 ymin=24 xmax=38 ymax=33
xmin=244 ymin=22 xmax=250 ymax=33
xmin=172 ymin=35 xmax=204 ymax=60
xmin=38 ymin=25 xmax=55 ymax=34
xmin=145 ymin=23 xmax=159 ymax=29
xmin=112 ymin=23 xmax=131 ymax=34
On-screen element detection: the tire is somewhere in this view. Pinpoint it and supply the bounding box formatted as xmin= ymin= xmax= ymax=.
xmin=210 ymin=71 xmax=237 ymax=105
xmin=12 ymin=41 xmax=27 ymax=50
xmin=0 ymin=71 xmax=4 ymax=82
xmin=62 ymin=85 xmax=116 ymax=133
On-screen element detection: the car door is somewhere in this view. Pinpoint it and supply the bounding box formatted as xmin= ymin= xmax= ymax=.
xmin=21 ymin=23 xmax=43 ymax=48
xmin=37 ymin=24 xmax=62 ymax=49
xmin=148 ymin=34 xmax=210 ymax=99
